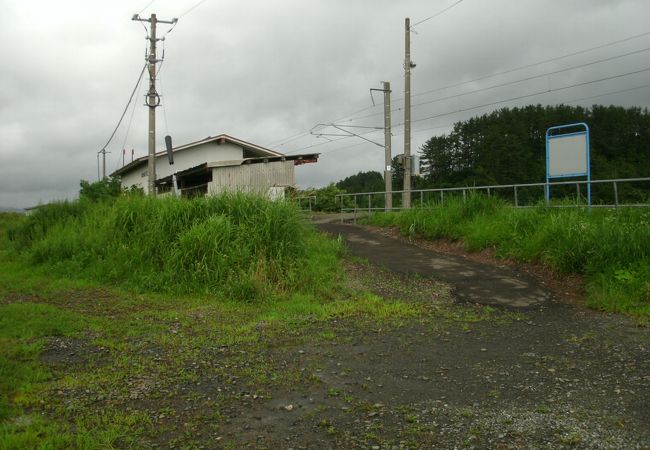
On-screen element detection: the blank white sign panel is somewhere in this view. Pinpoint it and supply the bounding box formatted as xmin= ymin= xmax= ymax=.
xmin=548 ymin=133 xmax=588 ymax=177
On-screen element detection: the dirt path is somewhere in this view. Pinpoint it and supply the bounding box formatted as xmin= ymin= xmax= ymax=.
xmin=199 ymin=224 xmax=650 ymax=448
xmin=319 ymin=223 xmax=549 ymax=309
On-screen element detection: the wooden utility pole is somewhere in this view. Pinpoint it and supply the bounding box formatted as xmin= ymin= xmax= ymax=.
xmin=382 ymin=81 xmax=392 ymax=211
xmin=132 ymin=13 xmax=177 ymax=196
xmin=403 ymin=17 xmax=412 ymax=209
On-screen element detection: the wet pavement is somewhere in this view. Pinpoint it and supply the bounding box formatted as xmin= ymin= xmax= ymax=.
xmin=318 ymin=223 xmax=551 ymax=308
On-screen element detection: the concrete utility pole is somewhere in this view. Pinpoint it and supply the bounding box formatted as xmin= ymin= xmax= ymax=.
xmin=403 ymin=17 xmax=413 ymax=209
xmin=101 ymin=149 xmax=107 ymax=179
xmin=132 ymin=13 xmax=177 ymax=196
xmin=371 ymin=82 xmax=393 ymax=210
xmin=382 ymin=81 xmax=393 ymax=211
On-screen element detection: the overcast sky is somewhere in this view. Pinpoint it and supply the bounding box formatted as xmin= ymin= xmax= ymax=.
xmin=1 ymin=0 xmax=649 ymax=208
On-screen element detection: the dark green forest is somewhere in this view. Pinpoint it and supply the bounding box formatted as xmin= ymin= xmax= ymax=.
xmin=420 ymin=104 xmax=650 ymax=186
xmin=336 ymin=171 xmax=384 ymax=193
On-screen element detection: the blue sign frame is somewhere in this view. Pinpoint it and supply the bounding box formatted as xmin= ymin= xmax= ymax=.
xmin=545 ymin=122 xmax=590 ymax=207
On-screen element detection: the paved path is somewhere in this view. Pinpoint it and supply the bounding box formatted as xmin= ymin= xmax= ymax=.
xmin=319 ymin=223 xmax=550 ymax=308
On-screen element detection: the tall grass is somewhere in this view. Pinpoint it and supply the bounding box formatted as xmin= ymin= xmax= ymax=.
xmin=8 ymin=194 xmax=342 ymax=301
xmin=366 ymin=195 xmax=650 ymax=317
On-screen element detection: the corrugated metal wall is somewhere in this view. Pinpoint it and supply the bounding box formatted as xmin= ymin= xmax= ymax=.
xmin=208 ymin=160 xmax=295 ymax=195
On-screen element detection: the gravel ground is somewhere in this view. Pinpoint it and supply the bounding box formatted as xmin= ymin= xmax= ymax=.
xmin=21 ymin=226 xmax=650 ymax=449
xmin=211 ymin=286 xmax=650 ymax=449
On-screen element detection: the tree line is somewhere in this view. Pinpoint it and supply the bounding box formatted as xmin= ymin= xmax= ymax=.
xmin=419 ymin=104 xmax=650 ymax=187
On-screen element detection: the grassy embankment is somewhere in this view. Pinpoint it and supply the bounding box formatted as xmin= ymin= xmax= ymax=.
xmin=0 ymin=195 xmax=439 ymax=448
xmin=365 ymin=194 xmax=650 ymax=318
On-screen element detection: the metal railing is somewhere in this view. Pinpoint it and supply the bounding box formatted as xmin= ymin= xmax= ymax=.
xmin=334 ymin=177 xmax=650 ymax=218
xmin=296 ymin=195 xmax=317 ymax=211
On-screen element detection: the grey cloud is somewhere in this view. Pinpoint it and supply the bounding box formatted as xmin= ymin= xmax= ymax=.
xmin=0 ymin=0 xmax=648 ymax=207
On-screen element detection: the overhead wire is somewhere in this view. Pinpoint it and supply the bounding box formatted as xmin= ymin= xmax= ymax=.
xmin=344 ymin=45 xmax=650 ymax=123
xmin=272 ymin=31 xmax=650 ymax=148
xmin=411 ymin=0 xmax=465 ymax=28
xmin=137 ymin=0 xmax=157 ymax=15
xmin=399 ymin=66 xmax=650 ymax=127
xmin=338 ymin=31 xmax=650 ymax=125
xmin=115 ymin=68 xmax=147 ymax=171
xmin=179 ymin=0 xmax=211 ymax=18
xmin=99 ymin=63 xmax=148 ymax=154
xmin=278 ymin=58 xmax=650 ymax=159
xmin=316 ymin=122 xmax=457 ymax=157
xmin=274 ymin=30 xmax=650 ymax=147
xmin=286 ymin=80 xmax=650 ymax=158
xmin=266 ymin=102 xmax=385 ymax=149
xmin=564 ymin=82 xmax=650 ymax=105
xmin=409 ymin=30 xmax=650 ymax=101
xmin=410 ymin=46 xmax=650 ymax=107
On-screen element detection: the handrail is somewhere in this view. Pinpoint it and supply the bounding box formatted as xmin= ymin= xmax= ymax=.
xmin=334 ymin=177 xmax=650 ymax=220
xmin=334 ymin=177 xmax=650 ymax=198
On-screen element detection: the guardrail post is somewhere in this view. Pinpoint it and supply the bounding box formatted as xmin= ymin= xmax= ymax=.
xmin=613 ymin=181 xmax=619 ymax=207
xmin=420 ymin=191 xmax=424 ymax=207
xmin=545 ymin=183 xmax=550 ymax=207
xmin=463 ymin=189 xmax=466 ymax=202
xmin=514 ymin=186 xmax=518 ymax=207
xmin=368 ymin=193 xmax=371 ymax=214
xmin=576 ymin=183 xmax=580 ymax=206
xmin=487 ymin=187 xmax=491 ymax=197
xmin=440 ymin=191 xmax=444 ymax=205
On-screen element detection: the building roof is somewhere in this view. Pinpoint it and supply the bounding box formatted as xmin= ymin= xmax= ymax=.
xmin=110 ymin=134 xmax=285 ymax=177
xmin=155 ymin=153 xmax=320 ymax=185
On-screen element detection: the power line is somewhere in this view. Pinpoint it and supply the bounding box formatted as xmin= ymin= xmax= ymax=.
xmin=410 ymin=30 xmax=650 ymax=101
xmin=401 ymin=66 xmax=650 ymax=126
xmin=341 ymin=29 xmax=650 ymax=126
xmin=409 ymin=47 xmax=650 ymax=110
xmin=291 ymin=81 xmax=650 ymax=158
xmin=411 ymin=0 xmax=465 ymax=28
xmin=266 ymin=102 xmax=385 ymax=149
xmin=114 ymin=74 xmax=145 ymax=172
xmin=344 ymin=45 xmax=650 ymax=124
xmin=179 ymin=0 xmax=211 ymax=18
xmin=564 ymin=82 xmax=650 ymax=105
xmin=272 ymin=30 xmax=650 ymax=153
xmin=284 ymin=127 xmax=384 ymax=154
xmin=267 ymin=130 xmax=313 ymax=149
xmin=138 ymin=0 xmax=157 ymax=15
xmin=100 ymin=64 xmax=148 ymax=152
xmin=315 ymin=123 xmax=457 ymax=158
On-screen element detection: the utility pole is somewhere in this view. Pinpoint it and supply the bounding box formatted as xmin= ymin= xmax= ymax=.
xmin=403 ymin=17 xmax=413 ymax=209
xmin=371 ymin=83 xmax=393 ymax=211
xmin=132 ymin=13 xmax=177 ymax=196
xmin=382 ymin=81 xmax=392 ymax=211
xmin=98 ymin=148 xmax=109 ymax=180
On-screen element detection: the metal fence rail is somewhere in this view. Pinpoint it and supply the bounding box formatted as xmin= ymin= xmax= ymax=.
xmin=334 ymin=177 xmax=650 ymax=218
xmin=296 ymin=195 xmax=317 ymax=211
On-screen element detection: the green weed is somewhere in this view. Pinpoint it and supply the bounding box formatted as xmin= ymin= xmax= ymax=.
xmin=7 ymin=194 xmax=343 ymax=301
xmin=365 ymin=195 xmax=650 ymax=318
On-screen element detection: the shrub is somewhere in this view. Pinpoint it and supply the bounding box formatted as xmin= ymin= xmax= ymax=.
xmin=79 ymin=177 xmax=122 ymax=201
